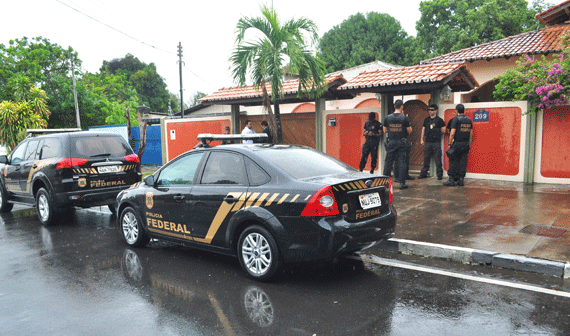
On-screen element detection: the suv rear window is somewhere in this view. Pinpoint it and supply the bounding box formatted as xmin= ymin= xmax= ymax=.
xmin=71 ymin=136 xmax=133 ymax=159
xmin=256 ymin=147 xmax=354 ymax=179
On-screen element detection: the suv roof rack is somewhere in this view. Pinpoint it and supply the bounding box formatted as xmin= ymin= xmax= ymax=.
xmin=197 ymin=133 xmax=268 ymax=141
xmin=26 ymin=128 xmax=82 ymax=135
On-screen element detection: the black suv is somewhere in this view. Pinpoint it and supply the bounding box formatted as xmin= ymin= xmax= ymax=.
xmin=0 ymin=130 xmax=141 ymax=225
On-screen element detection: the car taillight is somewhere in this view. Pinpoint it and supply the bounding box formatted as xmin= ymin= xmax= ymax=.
xmin=56 ymin=158 xmax=89 ymax=169
xmin=301 ymin=185 xmax=340 ymax=217
xmin=124 ymin=154 xmax=140 ymax=163
xmin=389 ymin=177 xmax=393 ymax=203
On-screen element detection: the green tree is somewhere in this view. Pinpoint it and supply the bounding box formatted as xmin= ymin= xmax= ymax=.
xmin=0 ymin=86 xmax=50 ymax=150
xmin=189 ymin=91 xmax=207 ymax=107
xmin=230 ymin=4 xmax=326 ymax=143
xmin=417 ymin=0 xmax=545 ymax=59
xmin=318 ymin=12 xmax=417 ymax=72
xmin=100 ymin=54 xmax=171 ymax=113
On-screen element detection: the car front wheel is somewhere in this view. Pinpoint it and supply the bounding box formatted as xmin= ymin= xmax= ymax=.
xmin=0 ymin=183 xmax=13 ymax=213
xmin=36 ymin=188 xmax=55 ymax=226
xmin=238 ymin=225 xmax=281 ymax=282
xmin=119 ymin=206 xmax=150 ymax=247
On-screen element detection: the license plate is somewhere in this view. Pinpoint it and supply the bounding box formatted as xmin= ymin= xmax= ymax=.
xmin=359 ymin=192 xmax=381 ymax=209
xmin=98 ymin=165 xmax=119 ymax=173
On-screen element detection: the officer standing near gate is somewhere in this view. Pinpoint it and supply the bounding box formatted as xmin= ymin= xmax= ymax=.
xmin=418 ymin=104 xmax=446 ymax=180
xmin=383 ymin=99 xmax=413 ymax=189
xmin=359 ymin=112 xmax=383 ymax=174
xmin=444 ymin=104 xmax=473 ymax=186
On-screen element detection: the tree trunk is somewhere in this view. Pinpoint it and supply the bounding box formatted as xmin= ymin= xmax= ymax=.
xmin=125 ymin=104 xmax=133 ymax=150
xmin=136 ymin=109 xmax=148 ymax=160
xmin=274 ymin=99 xmax=283 ymax=144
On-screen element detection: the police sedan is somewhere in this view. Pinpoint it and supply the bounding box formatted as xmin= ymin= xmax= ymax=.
xmin=116 ymin=134 xmax=396 ymax=281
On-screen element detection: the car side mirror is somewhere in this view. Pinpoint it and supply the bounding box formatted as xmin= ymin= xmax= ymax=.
xmin=0 ymin=155 xmax=8 ymax=164
xmin=143 ymin=175 xmax=155 ymax=186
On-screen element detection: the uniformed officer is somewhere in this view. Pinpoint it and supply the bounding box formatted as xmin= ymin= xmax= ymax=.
xmin=383 ymin=99 xmax=412 ymax=189
xmin=359 ymin=112 xmax=383 ymax=174
xmin=394 ymin=113 xmax=414 ymax=182
xmin=444 ymin=104 xmax=473 ymax=186
xmin=418 ymin=104 xmax=446 ymax=180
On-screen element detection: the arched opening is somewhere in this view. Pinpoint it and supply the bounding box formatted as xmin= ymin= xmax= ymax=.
xmin=461 ymin=79 xmax=499 ymax=103
xmin=354 ymin=98 xmax=381 ymax=109
xmin=291 ymin=103 xmax=315 ymax=113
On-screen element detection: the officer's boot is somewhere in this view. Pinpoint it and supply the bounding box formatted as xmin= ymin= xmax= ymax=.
xmin=457 ymin=177 xmax=464 ymax=186
xmin=443 ymin=178 xmax=455 ymax=187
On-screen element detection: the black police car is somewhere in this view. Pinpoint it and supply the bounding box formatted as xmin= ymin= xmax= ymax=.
xmin=0 ymin=129 xmax=141 ymax=226
xmin=116 ymin=134 xmax=396 ymax=281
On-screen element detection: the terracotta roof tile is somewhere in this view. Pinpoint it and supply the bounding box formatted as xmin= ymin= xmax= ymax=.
xmin=338 ymin=62 xmax=478 ymax=90
xmin=422 ymin=24 xmax=570 ymax=65
xmin=200 ymin=74 xmax=345 ymax=103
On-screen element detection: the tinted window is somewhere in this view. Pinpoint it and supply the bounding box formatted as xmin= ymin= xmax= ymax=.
xmin=246 ymin=158 xmax=270 ymax=185
xmin=256 ymin=147 xmax=354 ymax=179
xmin=39 ymin=138 xmax=60 ymax=159
xmin=71 ymin=136 xmax=133 ymax=158
xmin=201 ymin=152 xmax=247 ymax=185
xmin=156 ymin=152 xmax=204 ymax=186
xmin=24 ymin=140 xmax=40 ymax=161
xmin=10 ymin=142 xmax=27 ymax=164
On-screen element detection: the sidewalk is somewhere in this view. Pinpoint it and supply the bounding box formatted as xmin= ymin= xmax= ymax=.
xmin=374 ymin=175 xmax=570 ymax=277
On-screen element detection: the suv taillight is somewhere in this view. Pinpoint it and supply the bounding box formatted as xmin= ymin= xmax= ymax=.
xmin=389 ymin=177 xmax=393 ymax=203
xmin=300 ymin=185 xmax=340 ymax=217
xmin=56 ymin=158 xmax=89 ymax=169
xmin=124 ymin=154 xmax=140 ymax=163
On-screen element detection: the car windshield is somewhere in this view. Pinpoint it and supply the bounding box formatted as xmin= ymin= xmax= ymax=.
xmin=71 ymin=136 xmax=133 ymax=158
xmin=256 ymin=147 xmax=354 ymax=179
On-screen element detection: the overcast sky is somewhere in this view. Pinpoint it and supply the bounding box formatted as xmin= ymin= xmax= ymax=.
xmin=1 ymin=0 xmax=558 ymax=109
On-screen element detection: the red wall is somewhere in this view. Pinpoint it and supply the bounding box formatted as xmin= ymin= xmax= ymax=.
xmin=326 ymin=113 xmax=374 ymax=170
xmin=444 ymin=107 xmax=521 ymax=175
xmin=541 ymin=106 xmax=570 ymax=178
xmin=166 ymin=119 xmax=231 ymax=161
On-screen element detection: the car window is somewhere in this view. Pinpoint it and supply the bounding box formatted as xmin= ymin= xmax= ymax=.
xmin=10 ymin=141 xmax=27 ymax=164
xmin=156 ymin=152 xmax=204 ymax=186
xmin=246 ymin=158 xmax=270 ymax=185
xmin=71 ymin=136 xmax=133 ymax=158
xmin=256 ymin=147 xmax=354 ymax=179
xmin=24 ymin=140 xmax=40 ymax=161
xmin=201 ymin=152 xmax=247 ymax=185
xmin=39 ymin=138 xmax=60 ymax=159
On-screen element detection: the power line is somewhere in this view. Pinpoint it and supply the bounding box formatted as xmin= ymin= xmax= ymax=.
xmin=183 ymin=65 xmax=216 ymax=89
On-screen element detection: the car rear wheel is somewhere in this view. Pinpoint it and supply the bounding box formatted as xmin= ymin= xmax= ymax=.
xmin=36 ymin=188 xmax=55 ymax=226
xmin=238 ymin=225 xmax=281 ymax=282
xmin=0 ymin=184 xmax=13 ymax=213
xmin=120 ymin=207 xmax=150 ymax=247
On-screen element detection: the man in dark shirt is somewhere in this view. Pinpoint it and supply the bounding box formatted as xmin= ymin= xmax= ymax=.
xmin=444 ymin=104 xmax=473 ymax=186
xmin=418 ymin=104 xmax=446 ymax=180
xmin=359 ymin=112 xmax=383 ymax=174
xmin=260 ymin=120 xmax=273 ymax=143
xmin=383 ymin=99 xmax=413 ymax=189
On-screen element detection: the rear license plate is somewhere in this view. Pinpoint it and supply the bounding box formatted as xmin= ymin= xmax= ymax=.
xmin=359 ymin=192 xmax=381 ymax=209
xmin=98 ymin=165 xmax=119 ymax=173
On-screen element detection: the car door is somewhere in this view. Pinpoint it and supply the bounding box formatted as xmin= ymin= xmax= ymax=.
xmin=4 ymin=141 xmax=28 ymax=195
xmin=143 ymin=151 xmax=205 ymax=242
xmin=188 ymin=151 xmax=250 ymax=247
xmin=18 ymin=139 xmax=41 ymax=193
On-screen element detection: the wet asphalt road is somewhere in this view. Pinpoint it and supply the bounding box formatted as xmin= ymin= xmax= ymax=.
xmin=2 ymin=207 xmax=570 ymax=335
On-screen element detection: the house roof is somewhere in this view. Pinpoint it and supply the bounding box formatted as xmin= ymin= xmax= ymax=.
xmin=337 ymin=62 xmax=478 ymax=95
xmin=537 ymin=0 xmax=570 ymax=26
xmin=421 ymin=23 xmax=570 ymax=65
xmin=199 ymin=74 xmax=351 ymax=106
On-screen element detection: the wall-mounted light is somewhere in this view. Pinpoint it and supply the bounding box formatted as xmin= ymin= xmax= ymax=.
xmin=440 ymin=85 xmax=452 ymax=101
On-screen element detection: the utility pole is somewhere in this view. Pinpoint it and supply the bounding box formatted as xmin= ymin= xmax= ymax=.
xmin=71 ymin=59 xmax=81 ymax=129
xmin=177 ymin=42 xmax=184 ymax=118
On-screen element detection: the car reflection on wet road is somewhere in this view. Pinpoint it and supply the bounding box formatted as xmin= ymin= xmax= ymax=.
xmin=1 ymin=207 xmax=570 ymax=335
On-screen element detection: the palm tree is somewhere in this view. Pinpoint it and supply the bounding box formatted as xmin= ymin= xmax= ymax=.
xmin=230 ymin=4 xmax=325 ymax=143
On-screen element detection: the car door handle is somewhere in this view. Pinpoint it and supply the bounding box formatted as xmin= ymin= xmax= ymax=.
xmin=174 ymin=195 xmax=185 ymax=202
xmin=224 ymin=196 xmax=238 ymax=203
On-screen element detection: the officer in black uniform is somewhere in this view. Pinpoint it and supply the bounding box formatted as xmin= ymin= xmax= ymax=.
xmin=260 ymin=120 xmax=273 ymax=143
xmin=418 ymin=104 xmax=446 ymax=180
xmin=444 ymin=104 xmax=473 ymax=186
xmin=359 ymin=112 xmax=383 ymax=174
xmin=383 ymin=99 xmax=413 ymax=189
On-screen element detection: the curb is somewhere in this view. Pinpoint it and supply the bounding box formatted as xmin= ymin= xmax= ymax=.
xmin=375 ymin=238 xmax=570 ymax=278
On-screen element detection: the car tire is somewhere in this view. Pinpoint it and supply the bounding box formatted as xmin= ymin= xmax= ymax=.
xmin=119 ymin=206 xmax=150 ymax=247
xmin=107 ymin=203 xmax=117 ymax=216
xmin=0 ymin=183 xmax=13 ymax=213
xmin=238 ymin=225 xmax=281 ymax=282
xmin=36 ymin=187 xmax=56 ymax=226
